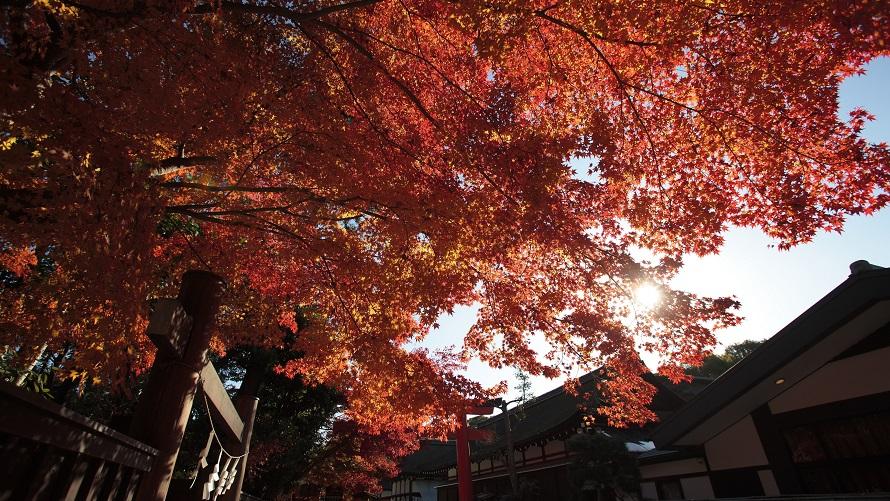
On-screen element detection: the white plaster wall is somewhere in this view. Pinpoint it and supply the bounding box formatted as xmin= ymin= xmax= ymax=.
xmin=704 ymin=415 xmax=768 ymax=470
xmin=680 ymin=476 xmax=714 ymax=499
xmin=639 ymin=458 xmax=707 ymax=479
xmin=413 ymin=479 xmax=443 ymax=501
xmin=769 ymin=345 xmax=890 ymax=414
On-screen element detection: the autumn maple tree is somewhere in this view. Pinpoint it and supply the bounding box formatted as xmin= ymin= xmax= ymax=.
xmin=1 ymin=0 xmax=888 ymax=443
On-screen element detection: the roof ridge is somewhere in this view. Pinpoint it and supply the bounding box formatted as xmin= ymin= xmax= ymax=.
xmin=652 ymin=266 xmax=890 ymax=447
xmin=471 ymin=369 xmax=599 ymax=427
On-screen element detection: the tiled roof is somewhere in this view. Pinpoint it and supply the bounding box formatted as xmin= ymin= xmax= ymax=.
xmin=400 ymin=440 xmax=457 ymax=475
xmin=398 ymin=370 xmax=709 ymax=475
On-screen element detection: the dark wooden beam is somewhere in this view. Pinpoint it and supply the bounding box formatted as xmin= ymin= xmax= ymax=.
xmin=200 ymin=362 xmax=244 ymax=441
xmin=751 ymin=404 xmax=802 ymax=494
xmin=145 ymin=299 xmax=192 ymax=358
xmin=131 ymin=270 xmax=225 ymax=501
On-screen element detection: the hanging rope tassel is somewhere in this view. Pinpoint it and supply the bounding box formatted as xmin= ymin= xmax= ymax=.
xmin=203 ymin=448 xmax=222 ymax=499
xmin=211 ymin=448 xmax=222 ymax=484
xmin=193 ymin=393 xmax=249 ymax=499
xmin=190 ymin=430 xmax=215 ymax=489
xmin=214 ymin=456 xmax=232 ymax=499
xmin=223 ymin=457 xmax=240 ymax=493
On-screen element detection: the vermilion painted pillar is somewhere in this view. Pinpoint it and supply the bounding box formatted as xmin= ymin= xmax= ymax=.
xmin=455 ymin=412 xmax=473 ymax=501
xmin=454 ymin=406 xmax=493 ymax=501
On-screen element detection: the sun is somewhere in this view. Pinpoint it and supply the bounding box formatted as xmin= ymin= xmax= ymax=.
xmin=634 ymin=284 xmax=662 ymax=310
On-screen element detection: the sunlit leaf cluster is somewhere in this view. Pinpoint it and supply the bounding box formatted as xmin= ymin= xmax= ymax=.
xmin=1 ymin=0 xmax=887 ymax=452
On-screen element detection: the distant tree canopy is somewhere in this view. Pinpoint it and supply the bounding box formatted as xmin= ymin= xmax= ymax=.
xmin=686 ymin=339 xmax=765 ymax=379
xmin=210 ymin=349 xmax=345 ymax=499
xmin=567 ymin=431 xmax=640 ymax=499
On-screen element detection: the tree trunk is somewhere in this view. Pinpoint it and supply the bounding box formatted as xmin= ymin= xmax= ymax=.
xmin=501 ymin=404 xmax=519 ymax=496
xmin=14 ymin=342 xmax=47 ymax=386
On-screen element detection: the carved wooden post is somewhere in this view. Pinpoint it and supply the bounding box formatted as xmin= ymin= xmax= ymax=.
xmin=218 ymin=395 xmax=258 ymax=501
xmin=219 ymin=349 xmax=267 ymax=501
xmin=131 ymin=270 xmax=224 ymax=501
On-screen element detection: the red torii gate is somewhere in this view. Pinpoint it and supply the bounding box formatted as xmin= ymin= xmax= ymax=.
xmin=453 ymin=405 xmax=494 ymax=501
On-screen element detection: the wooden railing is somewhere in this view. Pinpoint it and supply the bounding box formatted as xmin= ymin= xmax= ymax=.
xmin=0 ymin=271 xmax=256 ymax=501
xmin=0 ymin=380 xmax=158 ymax=500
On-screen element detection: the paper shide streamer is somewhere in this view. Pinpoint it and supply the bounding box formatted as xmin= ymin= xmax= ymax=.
xmin=190 ymin=394 xmax=248 ymax=500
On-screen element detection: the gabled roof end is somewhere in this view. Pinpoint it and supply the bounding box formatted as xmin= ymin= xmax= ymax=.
xmin=850 ymin=260 xmax=885 ymax=276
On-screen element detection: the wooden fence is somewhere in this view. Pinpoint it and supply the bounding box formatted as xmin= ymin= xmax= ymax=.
xmin=0 ymin=270 xmax=257 ymax=501
xmin=0 ymin=380 xmax=157 ymax=500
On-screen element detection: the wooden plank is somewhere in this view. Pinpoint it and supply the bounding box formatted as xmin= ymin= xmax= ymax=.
xmin=23 ymin=444 xmax=65 ymax=500
xmin=83 ymin=459 xmax=108 ymax=501
xmin=0 ymin=386 xmax=156 ymax=471
xmin=200 ymin=362 xmax=245 ymax=440
xmin=0 ymin=435 xmax=39 ymax=498
xmin=0 ymin=381 xmax=157 ymax=457
xmin=99 ymin=463 xmax=125 ymax=501
xmin=58 ymin=454 xmax=91 ymax=500
xmin=146 ymin=298 xmax=192 ymax=358
xmin=117 ymin=469 xmax=140 ymax=501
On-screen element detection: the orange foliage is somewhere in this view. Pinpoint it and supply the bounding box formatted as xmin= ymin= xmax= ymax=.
xmin=0 ymin=245 xmax=36 ymax=277
xmin=1 ymin=0 xmax=888 ymax=434
xmin=306 ymin=420 xmax=419 ymax=496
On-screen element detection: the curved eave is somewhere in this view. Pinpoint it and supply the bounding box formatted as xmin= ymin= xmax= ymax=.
xmin=652 ymin=266 xmax=890 ymax=448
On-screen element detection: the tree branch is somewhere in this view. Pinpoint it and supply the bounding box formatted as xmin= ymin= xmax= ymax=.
xmin=194 ymin=0 xmax=382 ymax=23
xmin=58 ymin=0 xmax=381 ymax=23
xmin=151 ymin=155 xmax=219 ymax=177
xmin=534 ymin=10 xmax=659 ymax=48
xmin=337 ymin=24 xmax=486 ymax=110
xmin=537 ymin=11 xmax=667 ymax=205
xmin=314 ymin=19 xmax=441 ymax=128
xmin=161 ymin=181 xmax=310 ymax=194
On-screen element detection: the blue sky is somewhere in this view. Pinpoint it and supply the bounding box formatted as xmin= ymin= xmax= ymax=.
xmin=420 ymin=57 xmax=890 ymax=401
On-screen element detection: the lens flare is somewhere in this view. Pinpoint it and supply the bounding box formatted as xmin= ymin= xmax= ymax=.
xmin=634 ymin=284 xmax=662 ymax=310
